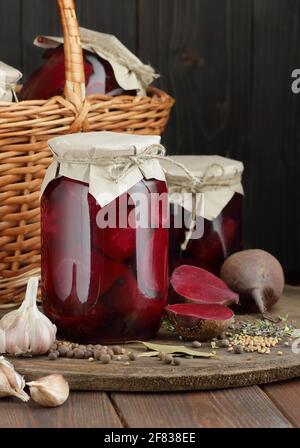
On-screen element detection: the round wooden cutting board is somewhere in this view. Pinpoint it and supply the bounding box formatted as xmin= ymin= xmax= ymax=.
xmin=6 ymin=286 xmax=300 ymax=392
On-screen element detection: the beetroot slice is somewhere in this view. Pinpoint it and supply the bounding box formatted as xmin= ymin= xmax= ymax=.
xmin=170 ymin=265 xmax=239 ymax=306
xmin=165 ymin=303 xmax=234 ymax=341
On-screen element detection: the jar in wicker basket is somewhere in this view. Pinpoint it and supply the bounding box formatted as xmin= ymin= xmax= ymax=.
xmin=0 ymin=0 xmax=174 ymax=308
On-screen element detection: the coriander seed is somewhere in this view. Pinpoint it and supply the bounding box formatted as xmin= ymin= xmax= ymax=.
xmin=112 ymin=346 xmax=122 ymax=355
xmin=234 ymin=345 xmax=244 ymax=354
xmin=163 ymin=354 xmax=173 ymax=365
xmin=58 ymin=346 xmax=68 ymax=357
xmin=220 ymin=339 xmax=230 ymax=348
xmin=100 ymin=354 xmax=111 ymax=364
xmin=74 ymin=349 xmax=85 ymax=359
xmin=128 ymin=352 xmax=137 ymax=361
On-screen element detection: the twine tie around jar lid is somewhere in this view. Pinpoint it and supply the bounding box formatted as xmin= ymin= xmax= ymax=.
xmin=164 ymin=163 xmax=242 ymax=251
xmin=54 ymin=145 xmax=241 ymax=250
xmin=0 ymin=80 xmax=19 ymax=102
xmin=54 ymin=144 xmax=203 ymax=184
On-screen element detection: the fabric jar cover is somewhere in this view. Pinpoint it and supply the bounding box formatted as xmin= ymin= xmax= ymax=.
xmin=0 ymin=62 xmax=22 ymax=102
xmin=42 ymin=132 xmax=166 ymax=208
xmin=161 ymin=155 xmax=244 ymax=221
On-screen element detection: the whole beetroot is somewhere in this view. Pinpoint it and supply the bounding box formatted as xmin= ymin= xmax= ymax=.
xmin=220 ymin=249 xmax=284 ymax=313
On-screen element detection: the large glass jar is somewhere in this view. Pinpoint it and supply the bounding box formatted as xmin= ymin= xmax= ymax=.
xmin=41 ymin=132 xmax=169 ymax=344
xmin=162 ymin=155 xmax=244 ymax=274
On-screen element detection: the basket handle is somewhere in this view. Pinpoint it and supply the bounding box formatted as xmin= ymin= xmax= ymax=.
xmin=57 ymin=0 xmax=86 ymax=107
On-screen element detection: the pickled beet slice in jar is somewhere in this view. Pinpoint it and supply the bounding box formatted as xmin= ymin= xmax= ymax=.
xmin=221 ymin=216 xmax=241 ymax=253
xmin=136 ymin=228 xmax=169 ymax=297
xmin=100 ymin=266 xmax=144 ymax=314
xmin=89 ymin=191 xmax=137 ymax=262
xmin=50 ymin=266 xmax=166 ymax=344
xmin=94 ymin=266 xmax=166 ymax=342
xmin=138 ymin=179 xmax=169 ymax=228
xmin=43 ymin=248 xmax=125 ymax=316
xmin=94 ymin=227 xmax=137 ymax=262
xmin=186 ymin=227 xmax=225 ymax=270
xmin=186 ymin=216 xmax=242 ymax=271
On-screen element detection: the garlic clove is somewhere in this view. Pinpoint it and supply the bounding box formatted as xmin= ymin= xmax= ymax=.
xmin=0 ymin=329 xmax=5 ymax=354
xmin=4 ymin=315 xmax=31 ymax=355
xmin=0 ymin=277 xmax=57 ymax=356
xmin=27 ymin=374 xmax=69 ymax=407
xmin=0 ymin=357 xmax=29 ymax=402
xmin=28 ymin=308 xmax=57 ymax=355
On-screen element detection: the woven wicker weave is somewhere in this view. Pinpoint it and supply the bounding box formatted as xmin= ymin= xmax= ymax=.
xmin=0 ymin=0 xmax=174 ymax=307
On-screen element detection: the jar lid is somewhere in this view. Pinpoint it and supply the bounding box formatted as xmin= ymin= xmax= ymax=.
xmin=35 ymin=27 xmax=158 ymax=96
xmin=161 ymin=155 xmax=244 ymax=181
xmin=0 ymin=62 xmax=22 ymax=102
xmin=48 ymin=131 xmax=161 ymax=158
xmin=161 ymin=155 xmax=244 ymax=221
xmin=0 ymin=61 xmax=22 ymax=85
xmin=43 ymin=132 xmax=166 ymax=208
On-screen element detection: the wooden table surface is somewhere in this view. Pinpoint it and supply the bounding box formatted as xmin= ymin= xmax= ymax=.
xmin=0 ymin=380 xmax=299 ymax=428
xmin=1 ymin=287 xmax=300 ymax=428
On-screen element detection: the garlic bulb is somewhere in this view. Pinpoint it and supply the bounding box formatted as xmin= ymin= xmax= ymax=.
xmin=0 ymin=329 xmax=5 ymax=354
xmin=0 ymin=356 xmax=29 ymax=402
xmin=27 ymin=374 xmax=69 ymax=407
xmin=0 ymin=277 xmax=57 ymax=356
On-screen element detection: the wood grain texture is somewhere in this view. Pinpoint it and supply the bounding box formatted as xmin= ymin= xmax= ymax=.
xmin=16 ymin=0 xmax=138 ymax=79
xmin=8 ymin=287 xmax=300 ymax=392
xmin=246 ymin=0 xmax=300 ymax=274
xmin=111 ymin=386 xmax=292 ymax=428
xmin=263 ymin=379 xmax=300 ymax=428
xmin=0 ymin=2 xmax=299 ymax=272
xmin=226 ymin=0 xmax=252 ymax=162
xmin=0 ymin=392 xmax=123 ymax=428
xmin=77 ymin=0 xmax=137 ymax=53
xmin=0 ymin=0 xmax=22 ymax=69
xmin=139 ymin=0 xmax=229 ymax=155
xmin=21 ymin=0 xmax=61 ymax=78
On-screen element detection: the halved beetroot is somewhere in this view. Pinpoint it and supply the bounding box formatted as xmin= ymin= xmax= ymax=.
xmin=165 ymin=303 xmax=234 ymax=341
xmin=170 ymin=265 xmax=239 ymax=306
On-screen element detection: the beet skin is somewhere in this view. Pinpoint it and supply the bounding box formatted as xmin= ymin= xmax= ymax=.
xmin=220 ymin=249 xmax=285 ymax=313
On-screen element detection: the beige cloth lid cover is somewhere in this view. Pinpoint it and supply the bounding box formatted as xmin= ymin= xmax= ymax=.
xmin=161 ymin=155 xmax=244 ymax=221
xmin=41 ymin=132 xmax=165 ymax=208
xmin=34 ymin=27 xmax=158 ymax=96
xmin=0 ymin=62 xmax=22 ymax=102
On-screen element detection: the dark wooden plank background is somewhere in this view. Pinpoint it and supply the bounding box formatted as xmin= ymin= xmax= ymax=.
xmin=0 ymin=0 xmax=299 ymax=278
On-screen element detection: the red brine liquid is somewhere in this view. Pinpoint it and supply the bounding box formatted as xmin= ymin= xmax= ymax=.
xmin=41 ymin=177 xmax=169 ymax=344
xmin=169 ymin=193 xmax=243 ymax=274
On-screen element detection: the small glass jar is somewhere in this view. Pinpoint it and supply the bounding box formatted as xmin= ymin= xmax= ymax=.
xmin=41 ymin=132 xmax=169 ymax=344
xmin=163 ymin=155 xmax=244 ymax=274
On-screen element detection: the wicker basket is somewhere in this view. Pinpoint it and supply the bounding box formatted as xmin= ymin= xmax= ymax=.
xmin=0 ymin=0 xmax=174 ymax=308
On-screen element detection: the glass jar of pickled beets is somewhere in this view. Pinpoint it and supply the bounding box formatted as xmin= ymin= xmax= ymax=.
xmin=41 ymin=132 xmax=169 ymax=344
xmin=162 ymin=155 xmax=244 ymax=275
